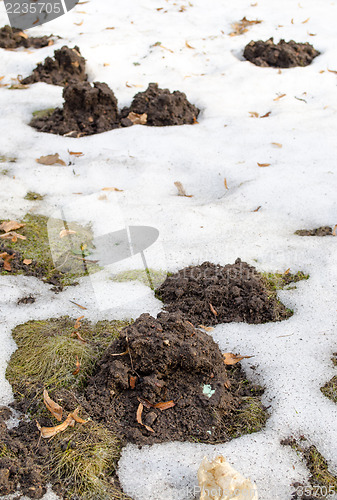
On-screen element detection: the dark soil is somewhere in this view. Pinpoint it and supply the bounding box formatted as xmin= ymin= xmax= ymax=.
xmin=0 ymin=244 xmax=65 ymax=291
xmin=86 ymin=311 xmax=266 ymax=445
xmin=121 ymin=82 xmax=200 ymax=126
xmin=295 ymin=226 xmax=333 ymax=237
xmin=243 ymin=38 xmax=320 ymax=67
xmin=30 ymin=81 xmax=119 ymax=137
xmin=156 ymin=259 xmax=292 ymax=327
xmin=17 ymin=295 xmax=36 ymax=305
xmin=21 ymin=46 xmax=87 ymax=87
xmin=0 ymin=25 xmax=53 ymax=49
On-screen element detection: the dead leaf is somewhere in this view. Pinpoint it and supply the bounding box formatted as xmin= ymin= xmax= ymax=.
xmin=223 ymin=353 xmax=254 ymax=365
xmin=9 ymin=83 xmax=29 ymax=89
xmin=105 ymin=27 xmax=115 ymax=30
xmin=59 ymin=229 xmax=77 ymax=238
xmin=273 ymin=94 xmax=286 ymax=101
xmin=0 ymin=231 xmax=26 ymax=242
xmin=253 ymin=206 xmax=261 ymax=212
xmin=23 ymin=259 xmax=32 ymax=265
xmin=333 ymin=224 xmax=337 ymax=236
xmin=73 ymin=356 xmax=81 ymax=376
xmin=153 ymin=400 xmax=175 ymax=411
xmin=70 ymin=407 xmax=87 ymax=424
xmin=68 ymin=151 xmax=84 ymax=156
xmin=0 ymin=252 xmax=14 ymax=271
xmin=136 ymin=403 xmax=155 ymax=433
xmin=36 ymin=413 xmax=75 ymax=439
xmin=229 ymin=17 xmax=262 ymax=36
xmin=284 ymin=268 xmax=290 ymax=275
xmin=257 ymin=163 xmax=271 ymax=167
xmin=129 ymin=376 xmax=137 ymax=389
xmin=199 ymin=324 xmax=214 ymax=332
xmin=74 ymin=20 xmax=83 ymax=26
xmin=302 ymin=17 xmax=310 ymax=23
xmin=224 ymin=178 xmax=229 ymax=190
xmin=43 ymin=389 xmax=63 ymax=421
xmin=72 ymin=330 xmax=87 ymax=343
xmin=249 ymin=111 xmax=259 ymax=118
xmin=69 ymin=300 xmax=87 ymax=310
xmin=36 ymin=154 xmax=66 ymax=166
xmin=98 ymin=194 xmax=107 ymax=201
xmin=209 ymin=303 xmax=218 ymax=316
xmin=185 ymin=40 xmax=195 ymax=49
xmin=271 ymin=142 xmax=282 ymax=148
xmin=18 ymin=31 xmax=28 ymax=39
xmin=74 ymin=315 xmax=84 ymax=330
xmin=127 ymin=112 xmax=147 ymax=125
xmin=328 ymin=69 xmax=337 ymax=75
xmin=0 ymin=220 xmax=25 ymax=232
xmin=110 ymin=349 xmax=129 ymax=357
xmin=174 ymin=181 xmax=193 ymax=197
xmin=224 ymin=379 xmax=231 ymax=389
xmin=102 ymin=187 xmax=124 ymax=192
xmin=260 ymin=111 xmax=271 ymax=118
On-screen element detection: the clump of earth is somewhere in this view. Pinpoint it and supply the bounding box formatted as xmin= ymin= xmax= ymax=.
xmin=156 ymin=259 xmax=291 ymax=327
xmin=87 ymin=311 xmax=265 ymax=445
xmin=295 ymin=226 xmax=333 ymax=237
xmin=30 ymin=81 xmax=119 ymax=137
xmin=243 ymin=38 xmax=320 ymax=67
xmin=120 ymin=82 xmax=200 ymax=126
xmin=0 ymin=25 xmax=53 ymax=49
xmin=21 ymin=46 xmax=87 ymax=87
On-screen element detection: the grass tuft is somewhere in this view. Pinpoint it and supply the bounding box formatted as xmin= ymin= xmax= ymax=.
xmin=113 ymin=268 xmax=168 ymax=290
xmin=24 ymin=191 xmax=44 ymax=201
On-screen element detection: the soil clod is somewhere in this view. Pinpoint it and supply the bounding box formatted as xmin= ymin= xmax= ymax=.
xmin=21 ymin=46 xmax=87 ymax=87
xmin=30 ymin=81 xmax=119 ymax=137
xmin=156 ymin=259 xmax=292 ymax=327
xmin=0 ymin=25 xmax=53 ymax=49
xmin=121 ymin=82 xmax=200 ymax=126
xmin=87 ymin=311 xmax=267 ymax=445
xmin=295 ymin=226 xmax=333 ymax=237
xmin=243 ymin=38 xmax=320 ymax=67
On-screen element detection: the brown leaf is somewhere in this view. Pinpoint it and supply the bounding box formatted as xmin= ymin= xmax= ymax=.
xmin=9 ymin=83 xmax=29 ymax=89
xmin=153 ymin=400 xmax=175 ymax=411
xmin=74 ymin=315 xmax=84 ymax=330
xmin=252 ymin=206 xmax=261 ymax=212
xmin=333 ymin=224 xmax=337 ymax=236
xmin=0 ymin=220 xmax=25 ymax=232
xmin=70 ymin=407 xmax=87 ymax=424
xmin=174 ymin=181 xmax=193 ymax=197
xmin=224 ymin=178 xmax=229 ymax=190
xmin=0 ymin=252 xmax=14 ymax=271
xmin=209 ymin=303 xmax=218 ymax=316
xmin=43 ymin=389 xmax=63 ymax=421
xmin=199 ymin=324 xmax=214 ymax=332
xmin=249 ymin=111 xmax=259 ymax=118
xmin=136 ymin=403 xmax=155 ymax=433
xmin=129 ymin=376 xmax=137 ymax=389
xmin=110 ymin=348 xmax=129 ymax=356
xmin=37 ymin=414 xmax=75 ymax=439
xmin=302 ymin=17 xmax=310 ymax=23
xmin=229 ymin=17 xmax=262 ymax=36
xmin=72 ymin=330 xmax=87 ymax=343
xmin=18 ymin=31 xmax=28 ymax=39
xmin=0 ymin=231 xmax=26 ymax=242
xmin=284 ymin=268 xmax=290 ymax=275
xmin=260 ymin=111 xmax=271 ymax=118
xmin=185 ymin=40 xmax=195 ymax=49
xmin=59 ymin=229 xmax=77 ymax=238
xmin=127 ymin=112 xmax=147 ymax=125
xmin=69 ymin=300 xmax=87 ymax=310
xmin=68 ymin=151 xmax=84 ymax=156
xmin=224 ymin=379 xmax=231 ymax=389
xmin=271 ymin=142 xmax=282 ymax=148
xmin=74 ymin=20 xmax=84 ymax=26
xmin=273 ymin=93 xmax=286 ymax=101
xmin=102 ymin=187 xmax=124 ymax=192
xmin=36 ymin=154 xmax=66 ymax=166
xmin=257 ymin=163 xmax=271 ymax=167
xmin=328 ymin=69 xmax=337 ymax=75
xmin=223 ymin=352 xmax=254 ymax=365
xmin=23 ymin=259 xmax=32 ymax=265
xmin=73 ymin=356 xmax=81 ymax=376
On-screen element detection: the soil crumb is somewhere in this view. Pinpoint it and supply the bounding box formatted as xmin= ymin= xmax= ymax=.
xmin=121 ymin=82 xmax=199 ymax=126
xmin=17 ymin=295 xmax=36 ymax=305
xmin=30 ymin=81 xmax=119 ymax=137
xmin=21 ymin=46 xmax=87 ymax=87
xmin=0 ymin=25 xmax=53 ymax=49
xmin=156 ymin=259 xmax=292 ymax=327
xmin=295 ymin=226 xmax=333 ymax=237
xmin=243 ymin=38 xmax=320 ymax=67
xmin=87 ymin=311 xmax=266 ymax=445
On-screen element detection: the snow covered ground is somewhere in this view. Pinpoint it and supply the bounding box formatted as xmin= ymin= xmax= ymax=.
xmin=1 ymin=0 xmax=337 ymax=498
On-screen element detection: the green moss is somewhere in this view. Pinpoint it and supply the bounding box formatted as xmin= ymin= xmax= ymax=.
xmin=321 ymin=376 xmax=337 ymax=404
xmin=32 ymin=108 xmax=55 ymax=119
xmin=113 ymin=268 xmax=168 ymax=290
xmin=0 ymin=169 xmax=9 ymax=175
xmin=48 ymin=422 xmax=131 ymax=500
xmin=6 ymin=317 xmax=131 ymax=395
xmin=24 ymin=191 xmax=44 ymax=201
xmin=0 ymin=442 xmax=16 ymax=459
xmin=263 ymin=270 xmax=309 ymax=291
xmin=228 ymin=396 xmax=268 ymax=437
xmin=0 ymin=213 xmax=99 ymax=286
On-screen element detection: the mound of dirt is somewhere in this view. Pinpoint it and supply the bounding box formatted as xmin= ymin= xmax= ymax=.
xmin=0 ymin=25 xmax=53 ymax=49
xmin=295 ymin=226 xmax=333 ymax=237
xmin=86 ymin=312 xmax=263 ymax=445
xmin=30 ymin=81 xmax=119 ymax=137
xmin=121 ymin=82 xmax=200 ymax=126
xmin=0 ymin=244 xmax=64 ymax=290
xmin=156 ymin=259 xmax=291 ymax=327
xmin=21 ymin=46 xmax=87 ymax=87
xmin=243 ymin=38 xmax=320 ymax=67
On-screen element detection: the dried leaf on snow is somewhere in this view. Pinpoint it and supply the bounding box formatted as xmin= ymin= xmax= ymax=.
xmin=127 ymin=112 xmax=147 ymax=125
xmin=185 ymin=40 xmax=195 ymax=49
xmin=271 ymin=142 xmax=282 ymax=148
xmin=257 ymin=163 xmax=270 ymax=167
xmin=199 ymin=324 xmax=214 ymax=332
xmin=36 ymin=153 xmax=66 ymax=166
xmin=101 ymin=187 xmax=124 ymax=192
xmin=0 ymin=220 xmax=25 ymax=232
xmin=136 ymin=402 xmax=155 ymax=433
xmin=174 ymin=181 xmax=193 ymax=197
xmin=223 ymin=352 xmax=254 ymax=365
xmin=273 ymin=93 xmax=286 ymax=101
xmin=229 ymin=17 xmax=262 ymax=36
xmin=43 ymin=389 xmax=63 ymax=421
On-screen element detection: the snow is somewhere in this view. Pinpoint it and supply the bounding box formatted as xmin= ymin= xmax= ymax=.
xmin=0 ymin=0 xmax=337 ymax=498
